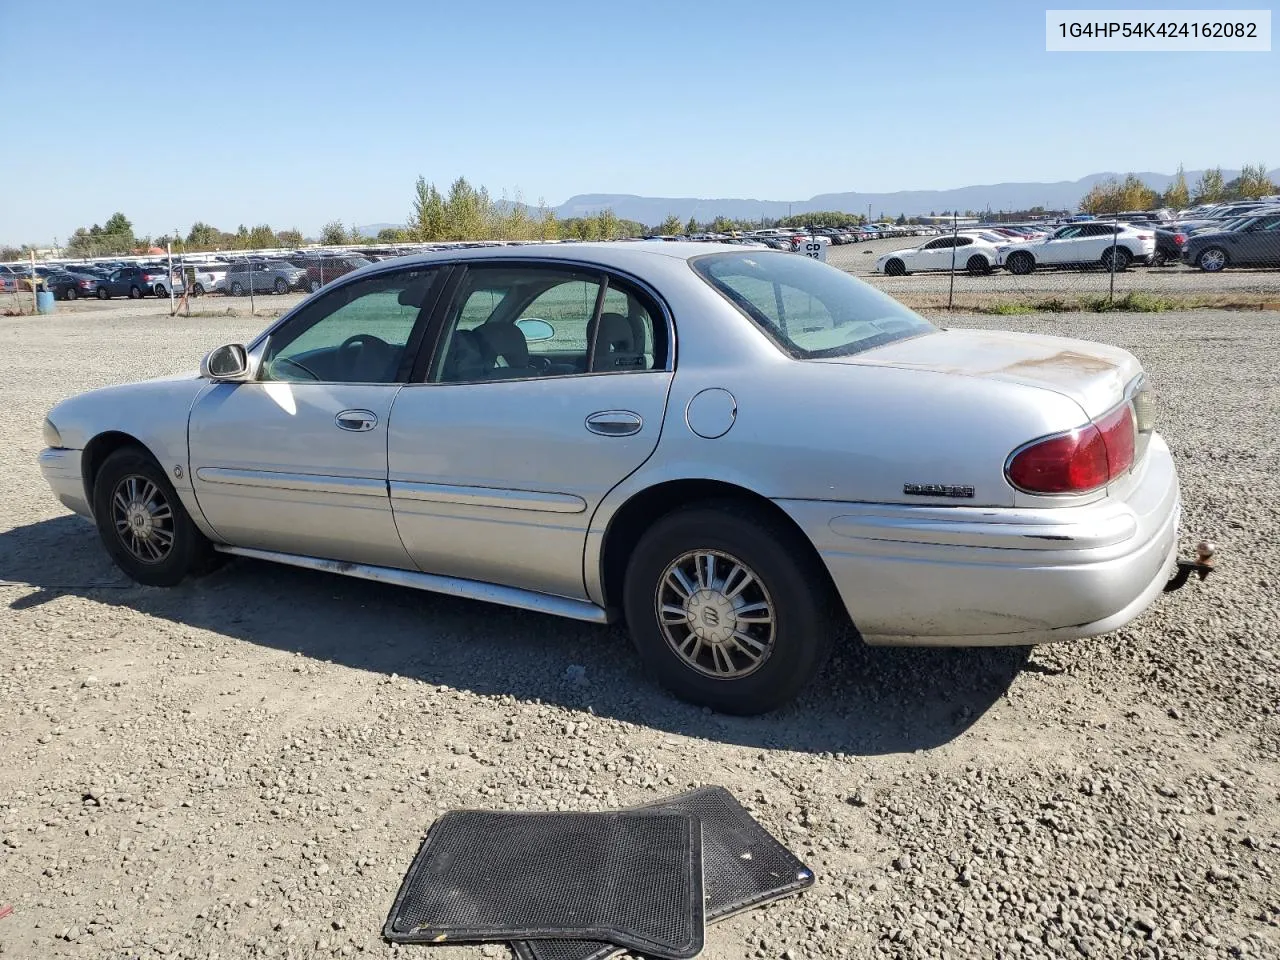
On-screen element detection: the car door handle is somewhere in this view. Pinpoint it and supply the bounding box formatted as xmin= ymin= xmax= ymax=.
xmin=335 ymin=409 xmax=378 ymax=432
xmin=585 ymin=410 xmax=643 ymax=437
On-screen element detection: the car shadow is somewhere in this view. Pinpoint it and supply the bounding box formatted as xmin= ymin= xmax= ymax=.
xmin=1 ymin=516 xmax=1030 ymax=756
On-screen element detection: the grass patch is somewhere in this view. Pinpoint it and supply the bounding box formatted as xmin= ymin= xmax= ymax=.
xmin=1081 ymin=291 xmax=1179 ymax=313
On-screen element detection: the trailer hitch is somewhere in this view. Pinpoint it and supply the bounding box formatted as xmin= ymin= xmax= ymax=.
xmin=1164 ymin=540 xmax=1217 ymax=593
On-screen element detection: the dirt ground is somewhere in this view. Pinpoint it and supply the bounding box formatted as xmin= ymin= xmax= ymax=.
xmin=1 ymin=304 xmax=1277 ymax=960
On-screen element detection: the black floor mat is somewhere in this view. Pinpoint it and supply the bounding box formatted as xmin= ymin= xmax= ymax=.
xmin=383 ymin=809 xmax=705 ymax=959
xmin=511 ymin=786 xmax=815 ymax=960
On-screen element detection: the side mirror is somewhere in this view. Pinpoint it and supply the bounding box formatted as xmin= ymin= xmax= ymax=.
xmin=515 ymin=317 xmax=555 ymax=342
xmin=201 ymin=343 xmax=250 ymax=381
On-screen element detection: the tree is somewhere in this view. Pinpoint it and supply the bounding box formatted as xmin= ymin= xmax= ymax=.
xmin=598 ymin=208 xmax=620 ymax=240
xmin=537 ymin=201 xmax=560 ymax=241
xmin=186 ymin=222 xmax=220 ymax=248
xmin=1235 ymin=162 xmax=1276 ymax=199
xmin=320 ymin=220 xmax=347 ymax=245
xmin=0 ymin=245 xmax=22 ymax=261
xmin=658 ymin=214 xmax=683 ymax=235
xmin=686 ymin=216 xmax=698 ymax=234
xmin=1163 ymin=164 xmax=1190 ymax=209
xmin=376 ymin=226 xmax=410 ymax=243
xmin=1080 ymin=174 xmax=1158 ymax=215
xmin=710 ymin=216 xmax=734 ymax=233
xmin=1193 ymin=167 xmax=1226 ymax=204
xmin=247 ymin=224 xmax=276 ymax=249
xmin=411 ymin=176 xmax=447 ymax=241
xmin=277 ymin=228 xmax=304 ymax=247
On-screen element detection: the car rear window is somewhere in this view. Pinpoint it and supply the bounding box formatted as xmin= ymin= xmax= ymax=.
xmin=691 ymin=251 xmax=935 ymax=359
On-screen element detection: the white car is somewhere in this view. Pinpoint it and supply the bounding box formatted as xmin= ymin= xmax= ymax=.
xmin=876 ymin=234 xmax=1000 ymax=276
xmin=167 ymin=263 xmax=229 ymax=297
xmin=997 ymin=223 xmax=1156 ymax=274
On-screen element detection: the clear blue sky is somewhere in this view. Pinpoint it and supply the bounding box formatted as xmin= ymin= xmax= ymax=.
xmin=1 ymin=0 xmax=1275 ymax=243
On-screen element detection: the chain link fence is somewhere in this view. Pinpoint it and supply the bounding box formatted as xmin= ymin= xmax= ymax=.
xmin=5 ymin=208 xmax=1280 ymax=318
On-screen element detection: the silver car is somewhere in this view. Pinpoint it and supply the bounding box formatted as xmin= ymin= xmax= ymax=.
xmin=37 ymin=243 xmax=1190 ymax=714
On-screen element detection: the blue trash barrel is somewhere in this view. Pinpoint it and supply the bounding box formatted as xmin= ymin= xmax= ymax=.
xmin=36 ymin=290 xmax=56 ymax=314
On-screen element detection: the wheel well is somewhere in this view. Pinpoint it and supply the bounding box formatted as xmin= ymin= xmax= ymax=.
xmin=597 ymin=479 xmax=844 ymax=617
xmin=81 ymin=431 xmax=149 ymax=507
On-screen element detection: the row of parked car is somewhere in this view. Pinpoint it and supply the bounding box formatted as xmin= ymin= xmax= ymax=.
xmin=869 ymin=199 xmax=1280 ymax=277
xmin=0 ymin=252 xmax=375 ymax=300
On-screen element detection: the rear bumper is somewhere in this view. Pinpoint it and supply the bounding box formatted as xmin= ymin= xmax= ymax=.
xmin=776 ymin=434 xmax=1181 ymax=646
xmin=38 ymin=447 xmax=92 ymax=519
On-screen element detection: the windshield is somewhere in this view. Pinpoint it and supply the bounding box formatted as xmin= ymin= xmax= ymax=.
xmin=691 ymin=251 xmax=935 ymax=359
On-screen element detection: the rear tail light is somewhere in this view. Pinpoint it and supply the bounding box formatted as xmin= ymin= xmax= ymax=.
xmin=79 ymin=280 xmax=90 ymax=287
xmin=1006 ymin=402 xmax=1137 ymax=495
xmin=1174 ymin=233 xmax=1186 ymax=245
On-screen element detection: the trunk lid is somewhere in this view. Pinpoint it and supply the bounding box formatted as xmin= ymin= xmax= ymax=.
xmin=821 ymin=329 xmax=1141 ymax=419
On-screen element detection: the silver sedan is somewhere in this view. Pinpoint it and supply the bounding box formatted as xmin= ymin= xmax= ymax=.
xmin=39 ymin=242 xmax=1185 ymax=714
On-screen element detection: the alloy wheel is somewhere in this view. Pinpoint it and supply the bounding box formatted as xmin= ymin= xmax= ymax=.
xmin=111 ymin=474 xmax=175 ymax=564
xmin=655 ymin=549 xmax=776 ymax=679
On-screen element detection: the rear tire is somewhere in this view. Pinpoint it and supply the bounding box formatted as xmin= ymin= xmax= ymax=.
xmin=1006 ymin=251 xmax=1035 ymax=275
xmin=967 ymin=255 xmax=991 ymax=276
xmin=1197 ymin=247 xmax=1228 ymax=272
xmin=192 ymin=283 xmax=205 ymax=296
xmin=128 ymin=285 xmax=142 ymax=299
xmin=310 ymin=279 xmax=322 ymax=293
xmin=622 ymin=501 xmax=836 ymax=715
xmin=230 ymin=282 xmax=245 ymax=297
xmin=65 ymin=287 xmax=78 ymax=301
xmin=91 ymin=447 xmax=214 ymax=587
xmin=1101 ymin=247 xmax=1131 ymax=272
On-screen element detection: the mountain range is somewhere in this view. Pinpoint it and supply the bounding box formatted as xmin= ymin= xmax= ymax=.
xmin=358 ymin=168 xmax=1280 ymax=235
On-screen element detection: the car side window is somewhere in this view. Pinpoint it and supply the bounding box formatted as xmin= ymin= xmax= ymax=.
xmin=430 ymin=266 xmax=666 ymax=383
xmin=955 ymin=237 xmax=973 ymax=247
xmin=922 ymin=239 xmax=944 ymax=250
xmin=259 ymin=268 xmax=438 ymax=384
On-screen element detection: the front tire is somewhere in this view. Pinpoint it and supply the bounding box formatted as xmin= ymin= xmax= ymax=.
xmin=192 ymin=283 xmax=205 ymax=296
xmin=883 ymin=258 xmax=906 ymax=277
xmin=230 ymin=281 xmax=245 ymax=297
xmin=310 ymin=279 xmax=322 ymax=293
xmin=91 ymin=447 xmax=212 ymax=587
xmin=1006 ymin=251 xmax=1035 ymax=275
xmin=623 ymin=502 xmax=836 ymax=715
xmin=1197 ymin=247 xmax=1228 ymax=272
xmin=273 ymin=277 xmax=287 ymax=295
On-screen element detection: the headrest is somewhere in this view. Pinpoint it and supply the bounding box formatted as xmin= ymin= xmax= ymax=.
xmin=397 ymin=274 xmax=434 ymax=307
xmin=596 ymin=312 xmax=635 ymax=352
xmin=474 ymin=322 xmax=529 ymax=368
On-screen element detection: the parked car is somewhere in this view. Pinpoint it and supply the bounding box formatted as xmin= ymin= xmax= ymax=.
xmin=224 ymin=260 xmax=309 ymax=295
xmin=0 ymin=265 xmax=20 ymax=293
xmin=286 ymin=254 xmax=373 ymax=293
xmin=46 ymin=270 xmax=105 ymax=300
xmin=97 ymin=266 xmax=172 ymax=299
xmin=37 ymin=242 xmax=1195 ymax=715
xmin=997 ymin=222 xmax=1155 ymax=274
xmin=876 ymin=234 xmax=999 ymax=275
xmin=170 ymin=262 xmax=228 ymax=296
xmin=1181 ymin=211 xmax=1280 ymax=271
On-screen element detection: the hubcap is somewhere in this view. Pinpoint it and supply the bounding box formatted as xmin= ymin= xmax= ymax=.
xmin=111 ymin=475 xmax=175 ymax=564
xmin=1203 ymin=250 xmax=1224 ymax=270
xmin=656 ymin=549 xmax=776 ymax=680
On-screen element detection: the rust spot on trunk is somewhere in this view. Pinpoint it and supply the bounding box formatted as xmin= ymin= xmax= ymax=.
xmin=999 ymin=350 xmax=1117 ymax=375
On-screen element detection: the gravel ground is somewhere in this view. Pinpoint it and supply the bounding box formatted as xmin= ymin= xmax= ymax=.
xmin=1 ymin=306 xmax=1278 ymax=960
